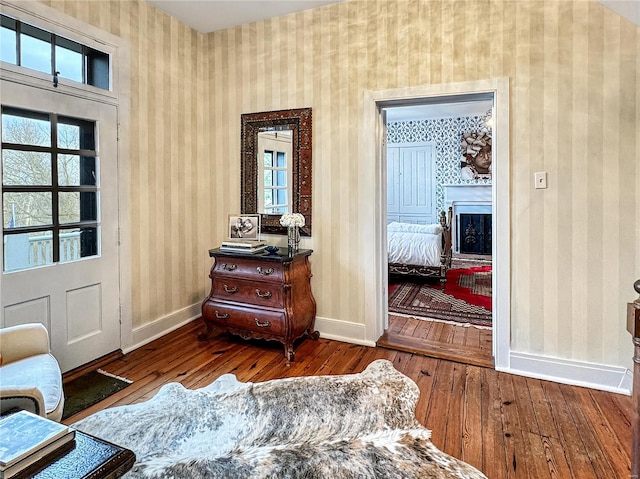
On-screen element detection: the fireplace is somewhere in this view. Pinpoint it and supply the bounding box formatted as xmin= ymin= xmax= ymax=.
xmin=443 ymin=185 xmax=492 ymax=254
xmin=459 ymin=213 xmax=492 ymax=255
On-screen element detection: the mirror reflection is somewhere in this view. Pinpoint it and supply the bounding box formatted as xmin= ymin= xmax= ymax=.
xmin=258 ymin=130 xmax=292 ymax=214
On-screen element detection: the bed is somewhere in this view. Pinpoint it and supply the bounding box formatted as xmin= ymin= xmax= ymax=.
xmin=388 ymin=207 xmax=453 ymax=288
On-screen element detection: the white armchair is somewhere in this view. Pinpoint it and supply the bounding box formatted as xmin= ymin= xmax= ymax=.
xmin=0 ymin=323 xmax=64 ymax=421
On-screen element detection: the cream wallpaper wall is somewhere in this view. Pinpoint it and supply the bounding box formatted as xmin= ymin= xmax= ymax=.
xmin=40 ymin=0 xmax=639 ymax=373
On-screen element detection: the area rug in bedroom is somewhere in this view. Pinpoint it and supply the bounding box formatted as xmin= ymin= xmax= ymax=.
xmin=389 ymin=272 xmax=492 ymax=328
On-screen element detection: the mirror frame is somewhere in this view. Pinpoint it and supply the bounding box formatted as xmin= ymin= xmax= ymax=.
xmin=241 ymin=108 xmax=312 ymax=236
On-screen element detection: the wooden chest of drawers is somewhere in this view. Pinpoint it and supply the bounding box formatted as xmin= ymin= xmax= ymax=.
xmin=200 ymin=248 xmax=318 ymax=361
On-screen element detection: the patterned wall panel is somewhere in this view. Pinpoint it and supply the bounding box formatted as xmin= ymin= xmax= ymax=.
xmin=387 ymin=116 xmax=490 ymax=213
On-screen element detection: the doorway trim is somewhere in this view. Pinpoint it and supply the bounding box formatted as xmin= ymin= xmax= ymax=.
xmin=362 ymin=77 xmax=511 ymax=370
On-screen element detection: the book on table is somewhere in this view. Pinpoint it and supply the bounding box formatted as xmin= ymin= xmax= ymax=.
xmin=220 ymin=245 xmax=267 ymax=254
xmin=221 ymin=240 xmax=266 ymax=250
xmin=0 ymin=411 xmax=75 ymax=478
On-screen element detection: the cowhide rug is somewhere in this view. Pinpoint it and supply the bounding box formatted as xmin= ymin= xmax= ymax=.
xmin=74 ymin=360 xmax=487 ymax=478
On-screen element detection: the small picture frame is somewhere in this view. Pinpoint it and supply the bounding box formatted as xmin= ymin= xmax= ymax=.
xmin=228 ymin=214 xmax=261 ymax=240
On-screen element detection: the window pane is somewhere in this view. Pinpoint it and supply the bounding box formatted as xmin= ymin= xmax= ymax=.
xmin=4 ymin=230 xmax=53 ymax=272
xmin=3 ymin=192 xmax=52 ymax=227
xmin=58 ymin=154 xmax=96 ymax=186
xmin=276 ymin=170 xmax=287 ymax=186
xmin=263 ymin=151 xmax=273 ymax=167
xmin=87 ymin=48 xmax=109 ymax=90
xmin=276 ymin=152 xmax=286 ymax=168
xmin=58 ymin=117 xmax=95 ymax=150
xmin=264 ymin=189 xmax=273 ymax=207
xmin=276 ymin=189 xmax=287 ymax=205
xmin=59 ymin=227 xmax=97 ymax=262
xmin=1 ymin=17 xmax=17 ymax=64
xmin=55 ymin=37 xmax=82 ymax=83
xmin=2 ymin=110 xmax=51 ymax=147
xmin=58 ymin=191 xmax=97 ymax=224
xmin=263 ymin=170 xmax=273 ymax=187
xmin=20 ymin=25 xmax=52 ymax=74
xmin=2 ymin=150 xmax=52 ymax=186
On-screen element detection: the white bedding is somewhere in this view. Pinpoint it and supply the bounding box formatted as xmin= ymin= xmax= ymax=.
xmin=387 ymin=222 xmax=443 ymax=266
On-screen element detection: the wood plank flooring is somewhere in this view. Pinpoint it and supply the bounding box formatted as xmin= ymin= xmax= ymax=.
xmin=378 ymin=314 xmax=494 ymax=368
xmin=63 ymin=320 xmax=632 ymax=478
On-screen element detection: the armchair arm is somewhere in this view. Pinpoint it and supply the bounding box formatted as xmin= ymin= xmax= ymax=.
xmin=0 ymin=386 xmax=46 ymax=417
xmin=0 ymin=323 xmax=51 ymax=365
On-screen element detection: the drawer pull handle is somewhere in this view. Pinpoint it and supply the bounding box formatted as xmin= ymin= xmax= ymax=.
xmin=255 ymin=319 xmax=272 ymax=328
xmin=223 ymin=263 xmax=237 ymax=271
xmin=256 ymin=266 xmax=274 ymax=276
xmin=255 ymin=289 xmax=272 ymax=299
xmin=223 ymin=284 xmax=238 ymax=293
xmin=215 ymin=311 xmax=229 ymax=319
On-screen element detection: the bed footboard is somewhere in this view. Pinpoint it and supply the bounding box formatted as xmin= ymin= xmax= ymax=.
xmin=629 ymin=279 xmax=640 ymax=478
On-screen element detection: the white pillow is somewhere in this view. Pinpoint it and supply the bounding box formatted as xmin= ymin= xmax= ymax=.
xmin=387 ymin=221 xmax=443 ymax=235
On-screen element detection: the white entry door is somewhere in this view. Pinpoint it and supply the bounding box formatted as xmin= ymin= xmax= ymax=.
xmin=1 ymin=80 xmax=120 ymax=372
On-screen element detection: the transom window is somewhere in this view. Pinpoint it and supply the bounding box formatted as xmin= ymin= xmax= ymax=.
xmin=2 ymin=106 xmax=100 ymax=272
xmin=1 ymin=14 xmax=110 ymax=90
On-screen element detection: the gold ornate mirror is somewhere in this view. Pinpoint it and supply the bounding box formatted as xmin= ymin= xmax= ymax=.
xmin=241 ymin=108 xmax=312 ymax=236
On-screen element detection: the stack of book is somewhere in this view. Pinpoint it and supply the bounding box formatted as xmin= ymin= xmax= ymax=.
xmin=220 ymin=240 xmax=267 ymax=254
xmin=0 ymin=411 xmax=76 ymax=478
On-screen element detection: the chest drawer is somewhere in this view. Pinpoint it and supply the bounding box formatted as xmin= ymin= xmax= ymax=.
xmin=211 ymin=277 xmax=284 ymax=308
xmin=213 ymin=257 xmax=283 ymax=282
xmin=202 ymin=300 xmax=285 ymax=336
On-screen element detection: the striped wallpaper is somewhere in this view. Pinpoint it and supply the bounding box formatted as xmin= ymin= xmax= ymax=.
xmin=40 ymin=0 xmax=639 ymax=372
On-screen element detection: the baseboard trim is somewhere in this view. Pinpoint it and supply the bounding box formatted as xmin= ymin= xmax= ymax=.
xmin=503 ymin=351 xmax=632 ymax=396
xmin=125 ymin=302 xmax=201 ymax=353
xmin=315 ymin=316 xmax=376 ymax=347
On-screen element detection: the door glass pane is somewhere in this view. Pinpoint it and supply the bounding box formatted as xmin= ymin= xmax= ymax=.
xmin=58 ymin=117 xmax=95 ymax=150
xmin=59 ymin=226 xmax=97 ymax=262
xmin=4 ymin=230 xmax=53 ymax=272
xmin=2 ymin=150 xmax=52 ymax=186
xmin=264 ymin=189 xmax=273 ymax=207
xmin=276 ymin=170 xmax=287 ymax=186
xmin=1 ymin=111 xmax=51 ymax=147
xmin=276 ymin=152 xmax=286 ymax=168
xmin=58 ymin=191 xmax=97 ymax=224
xmin=276 ymin=189 xmax=287 ymax=205
xmin=3 ymin=192 xmax=52 ymax=227
xmin=55 ymin=37 xmax=82 ymax=83
xmin=20 ymin=24 xmax=51 ymax=74
xmin=1 ymin=17 xmax=17 ymax=64
xmin=58 ymin=155 xmax=96 ymax=186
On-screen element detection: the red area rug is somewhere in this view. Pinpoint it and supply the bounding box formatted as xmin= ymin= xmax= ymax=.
xmin=388 ymin=266 xmax=492 ymax=328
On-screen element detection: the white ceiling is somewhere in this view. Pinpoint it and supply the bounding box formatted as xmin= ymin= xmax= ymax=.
xmin=146 ymin=0 xmax=343 ymax=33
xmin=385 ymin=100 xmax=494 ymax=123
xmin=146 ymin=0 xmax=640 ymax=34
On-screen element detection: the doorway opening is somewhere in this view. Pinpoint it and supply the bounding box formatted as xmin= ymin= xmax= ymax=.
xmin=378 ymin=94 xmax=494 ymax=367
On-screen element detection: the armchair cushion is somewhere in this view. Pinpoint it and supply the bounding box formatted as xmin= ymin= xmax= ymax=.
xmin=0 ymin=324 xmax=64 ymax=421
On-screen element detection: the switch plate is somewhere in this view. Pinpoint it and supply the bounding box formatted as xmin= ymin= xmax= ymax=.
xmin=534 ymin=172 xmax=547 ymax=189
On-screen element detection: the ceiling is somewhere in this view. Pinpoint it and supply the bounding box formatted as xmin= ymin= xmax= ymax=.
xmin=146 ymin=0 xmax=639 ymax=34
xmin=145 ymin=0 xmax=343 ymax=33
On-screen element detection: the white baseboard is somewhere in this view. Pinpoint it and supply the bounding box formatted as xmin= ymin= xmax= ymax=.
xmin=503 ymin=351 xmax=632 ymax=396
xmin=124 ymin=302 xmax=201 ymax=353
xmin=315 ymin=316 xmax=377 ymax=347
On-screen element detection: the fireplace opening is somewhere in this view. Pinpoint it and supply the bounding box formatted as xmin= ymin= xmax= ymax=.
xmin=459 ymin=213 xmax=492 ymax=255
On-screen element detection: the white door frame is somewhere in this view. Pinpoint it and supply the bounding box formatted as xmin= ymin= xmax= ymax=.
xmin=362 ymin=77 xmax=511 ymax=370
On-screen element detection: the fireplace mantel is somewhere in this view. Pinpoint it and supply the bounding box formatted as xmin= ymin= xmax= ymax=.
xmin=444 ymin=184 xmax=492 ymax=204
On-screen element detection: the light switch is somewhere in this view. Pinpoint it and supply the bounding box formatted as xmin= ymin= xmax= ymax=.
xmin=534 ymin=172 xmax=547 ymax=189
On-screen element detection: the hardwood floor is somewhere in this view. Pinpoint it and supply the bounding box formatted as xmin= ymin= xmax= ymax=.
xmin=63 ymin=320 xmax=632 ymax=478
xmin=378 ymin=314 xmax=494 ymax=368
